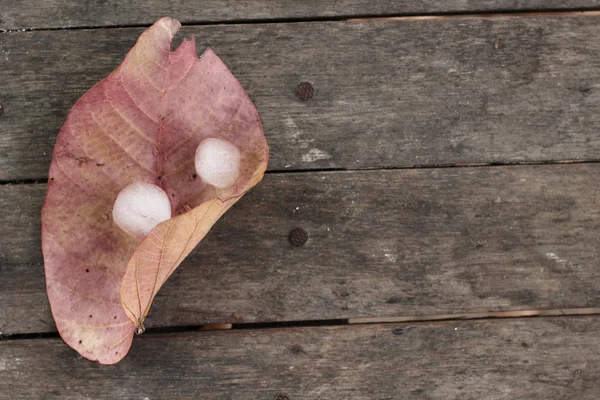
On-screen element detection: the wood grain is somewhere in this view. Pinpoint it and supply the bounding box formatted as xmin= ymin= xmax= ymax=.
xmin=4 ymin=16 xmax=600 ymax=180
xmin=1 ymin=317 xmax=600 ymax=399
xmin=3 ymin=164 xmax=600 ymax=335
xmin=3 ymin=1 xmax=600 ymax=30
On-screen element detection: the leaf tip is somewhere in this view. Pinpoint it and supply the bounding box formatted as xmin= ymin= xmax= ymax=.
xmin=156 ymin=16 xmax=181 ymax=40
xmin=135 ymin=324 xmax=145 ymax=335
xmin=200 ymin=47 xmax=216 ymax=60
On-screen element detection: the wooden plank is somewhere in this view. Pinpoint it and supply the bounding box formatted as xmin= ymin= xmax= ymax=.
xmin=4 ymin=16 xmax=600 ymax=180
xmin=1 ymin=317 xmax=600 ymax=399
xmin=3 ymin=164 xmax=600 ymax=335
xmin=3 ymin=1 xmax=600 ymax=30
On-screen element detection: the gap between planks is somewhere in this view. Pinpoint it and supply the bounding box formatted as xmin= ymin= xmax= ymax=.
xmin=227 ymin=307 xmax=600 ymax=329
xmin=2 ymin=158 xmax=600 ymax=186
xmin=3 ymin=8 xmax=600 ymax=33
xmin=133 ymin=307 xmax=600 ymax=330
xmin=346 ymin=9 xmax=600 ymax=23
xmin=3 ymin=308 xmax=599 ymax=341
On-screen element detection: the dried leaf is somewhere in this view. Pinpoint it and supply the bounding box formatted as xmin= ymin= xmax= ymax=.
xmin=41 ymin=17 xmax=268 ymax=364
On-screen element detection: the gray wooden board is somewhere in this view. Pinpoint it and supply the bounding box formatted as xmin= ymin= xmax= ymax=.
xmin=1 ymin=317 xmax=600 ymax=399
xmin=3 ymin=164 xmax=600 ymax=335
xmin=3 ymin=1 xmax=600 ymax=30
xmin=4 ymin=16 xmax=600 ymax=180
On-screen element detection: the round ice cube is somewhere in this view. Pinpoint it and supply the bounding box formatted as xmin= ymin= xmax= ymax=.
xmin=194 ymin=138 xmax=241 ymax=189
xmin=112 ymin=181 xmax=172 ymax=239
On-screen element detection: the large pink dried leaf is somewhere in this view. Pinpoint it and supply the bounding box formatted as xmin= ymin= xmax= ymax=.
xmin=41 ymin=17 xmax=268 ymax=364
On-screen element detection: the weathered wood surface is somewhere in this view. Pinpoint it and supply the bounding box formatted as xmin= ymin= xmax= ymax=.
xmin=1 ymin=317 xmax=599 ymax=399
xmin=3 ymin=164 xmax=600 ymax=335
xmin=2 ymin=8 xmax=600 ymax=397
xmin=3 ymin=1 xmax=600 ymax=30
xmin=4 ymin=16 xmax=600 ymax=180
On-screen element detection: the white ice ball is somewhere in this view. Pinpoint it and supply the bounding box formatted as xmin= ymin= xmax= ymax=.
xmin=112 ymin=181 xmax=172 ymax=239
xmin=194 ymin=138 xmax=241 ymax=189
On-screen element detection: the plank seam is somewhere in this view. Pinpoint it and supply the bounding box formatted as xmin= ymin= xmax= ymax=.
xmin=4 ymin=159 xmax=600 ymax=186
xmin=3 ymin=9 xmax=600 ymax=33
xmin=3 ymin=308 xmax=600 ymax=341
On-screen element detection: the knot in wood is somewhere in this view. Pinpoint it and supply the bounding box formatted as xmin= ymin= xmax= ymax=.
xmin=289 ymin=228 xmax=308 ymax=246
xmin=295 ymin=82 xmax=315 ymax=101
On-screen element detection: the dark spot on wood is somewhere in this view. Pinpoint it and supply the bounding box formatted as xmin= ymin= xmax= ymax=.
xmin=507 ymin=289 xmax=538 ymax=305
xmin=96 ymin=163 xmax=105 ymax=167
xmin=295 ymin=82 xmax=315 ymax=101
xmin=289 ymin=344 xmax=306 ymax=355
xmin=85 ymin=269 xmax=89 ymax=273
xmin=392 ymin=327 xmax=414 ymax=336
xmin=0 ymin=102 xmax=4 ymax=117
xmin=114 ymin=316 xmax=117 ymax=319
xmin=50 ymin=177 xmax=54 ymax=181
xmin=157 ymin=175 xmax=162 ymax=180
xmin=521 ymin=342 xmax=529 ymax=348
xmin=192 ymin=174 xmax=197 ymax=179
xmin=385 ymin=297 xmax=402 ymax=304
xmin=411 ymin=389 xmax=425 ymax=395
xmin=289 ymin=228 xmax=308 ymax=246
xmin=171 ymin=194 xmax=175 ymax=197
xmin=274 ymin=395 xmax=290 ymax=400
xmin=578 ymin=87 xmax=592 ymax=95
xmin=78 ymin=340 xmax=82 ymax=344
xmin=89 ymin=315 xmax=92 ymax=318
